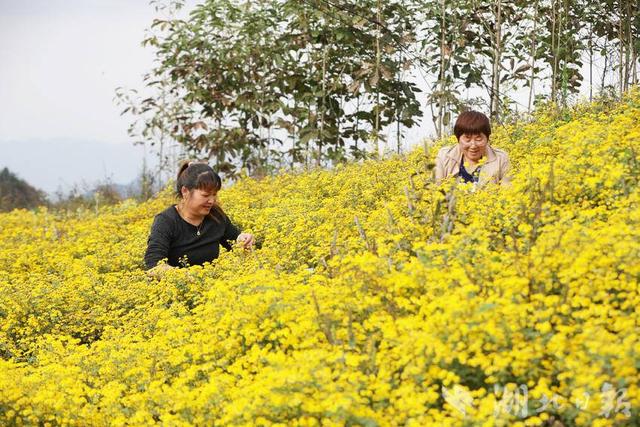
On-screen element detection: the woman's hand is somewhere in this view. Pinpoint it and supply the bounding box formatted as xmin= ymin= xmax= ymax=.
xmin=146 ymin=263 xmax=174 ymax=280
xmin=236 ymin=233 xmax=255 ymax=249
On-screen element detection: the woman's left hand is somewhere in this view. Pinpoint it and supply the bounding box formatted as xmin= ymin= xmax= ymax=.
xmin=236 ymin=233 xmax=255 ymax=249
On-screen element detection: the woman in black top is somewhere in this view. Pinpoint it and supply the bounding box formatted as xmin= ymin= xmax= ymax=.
xmin=144 ymin=161 xmax=254 ymax=274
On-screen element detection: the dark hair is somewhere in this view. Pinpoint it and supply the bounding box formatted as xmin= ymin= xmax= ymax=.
xmin=176 ymin=161 xmax=222 ymax=198
xmin=176 ymin=161 xmax=225 ymax=221
xmin=453 ymin=111 xmax=492 ymax=140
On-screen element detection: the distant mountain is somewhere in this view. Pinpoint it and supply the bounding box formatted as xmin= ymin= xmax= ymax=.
xmin=0 ymin=138 xmax=162 ymax=197
xmin=81 ymin=174 xmax=168 ymax=201
xmin=0 ymin=167 xmax=48 ymax=212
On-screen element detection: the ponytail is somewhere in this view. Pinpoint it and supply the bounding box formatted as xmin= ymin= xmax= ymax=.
xmin=176 ymin=160 xmax=191 ymax=183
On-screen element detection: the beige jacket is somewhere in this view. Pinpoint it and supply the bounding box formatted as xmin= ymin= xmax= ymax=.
xmin=434 ymin=144 xmax=512 ymax=186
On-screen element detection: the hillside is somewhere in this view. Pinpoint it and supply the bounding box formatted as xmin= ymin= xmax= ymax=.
xmin=0 ymin=168 xmax=47 ymax=212
xmin=0 ymin=92 xmax=639 ymax=426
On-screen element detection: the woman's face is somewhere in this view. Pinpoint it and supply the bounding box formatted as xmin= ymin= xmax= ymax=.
xmin=459 ymin=133 xmax=488 ymax=161
xmin=183 ymin=188 xmax=218 ymax=216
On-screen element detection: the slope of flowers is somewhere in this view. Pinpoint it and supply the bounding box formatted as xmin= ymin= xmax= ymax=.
xmin=0 ymin=91 xmax=639 ymax=426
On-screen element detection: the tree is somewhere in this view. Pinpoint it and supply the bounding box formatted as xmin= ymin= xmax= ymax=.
xmin=124 ymin=0 xmax=424 ymax=176
xmin=125 ymin=0 xmax=640 ymax=166
xmin=0 ymin=168 xmax=48 ymax=212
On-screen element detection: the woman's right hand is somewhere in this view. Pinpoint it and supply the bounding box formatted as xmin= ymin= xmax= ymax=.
xmin=236 ymin=233 xmax=255 ymax=249
xmin=146 ymin=263 xmax=174 ymax=279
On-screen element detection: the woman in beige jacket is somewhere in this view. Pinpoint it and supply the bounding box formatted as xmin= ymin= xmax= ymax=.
xmin=435 ymin=111 xmax=511 ymax=186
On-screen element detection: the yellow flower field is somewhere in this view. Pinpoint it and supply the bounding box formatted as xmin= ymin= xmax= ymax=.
xmin=1 ymin=91 xmax=639 ymax=426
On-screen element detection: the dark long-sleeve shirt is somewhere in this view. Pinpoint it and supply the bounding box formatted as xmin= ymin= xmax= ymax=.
xmin=144 ymin=205 xmax=241 ymax=270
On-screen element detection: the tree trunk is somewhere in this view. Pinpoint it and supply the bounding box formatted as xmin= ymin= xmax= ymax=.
xmin=437 ymin=0 xmax=446 ymax=139
xmin=528 ymin=0 xmax=539 ymax=112
xmin=589 ymin=22 xmax=593 ymax=102
xmin=318 ymin=46 xmax=327 ymax=167
xmin=396 ymin=51 xmax=402 ymax=155
xmin=632 ymin=0 xmax=639 ymax=86
xmin=601 ymin=38 xmax=609 ymax=93
xmin=560 ymin=0 xmax=569 ymax=106
xmin=374 ymin=0 xmax=381 ymax=158
xmin=551 ymin=0 xmax=559 ymax=104
xmin=625 ymin=0 xmax=633 ymax=89
xmin=306 ymin=57 xmax=312 ymax=169
xmin=292 ymin=99 xmax=297 ymax=169
xmin=633 ymin=41 xmax=639 ymax=85
xmin=491 ymin=0 xmax=503 ymax=121
xmin=619 ymin=7 xmax=624 ymax=96
xmin=355 ymin=97 xmax=360 ymax=155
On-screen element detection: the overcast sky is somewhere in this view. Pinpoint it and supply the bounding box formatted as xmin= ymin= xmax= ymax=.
xmin=0 ymin=0 xmax=165 ymax=195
